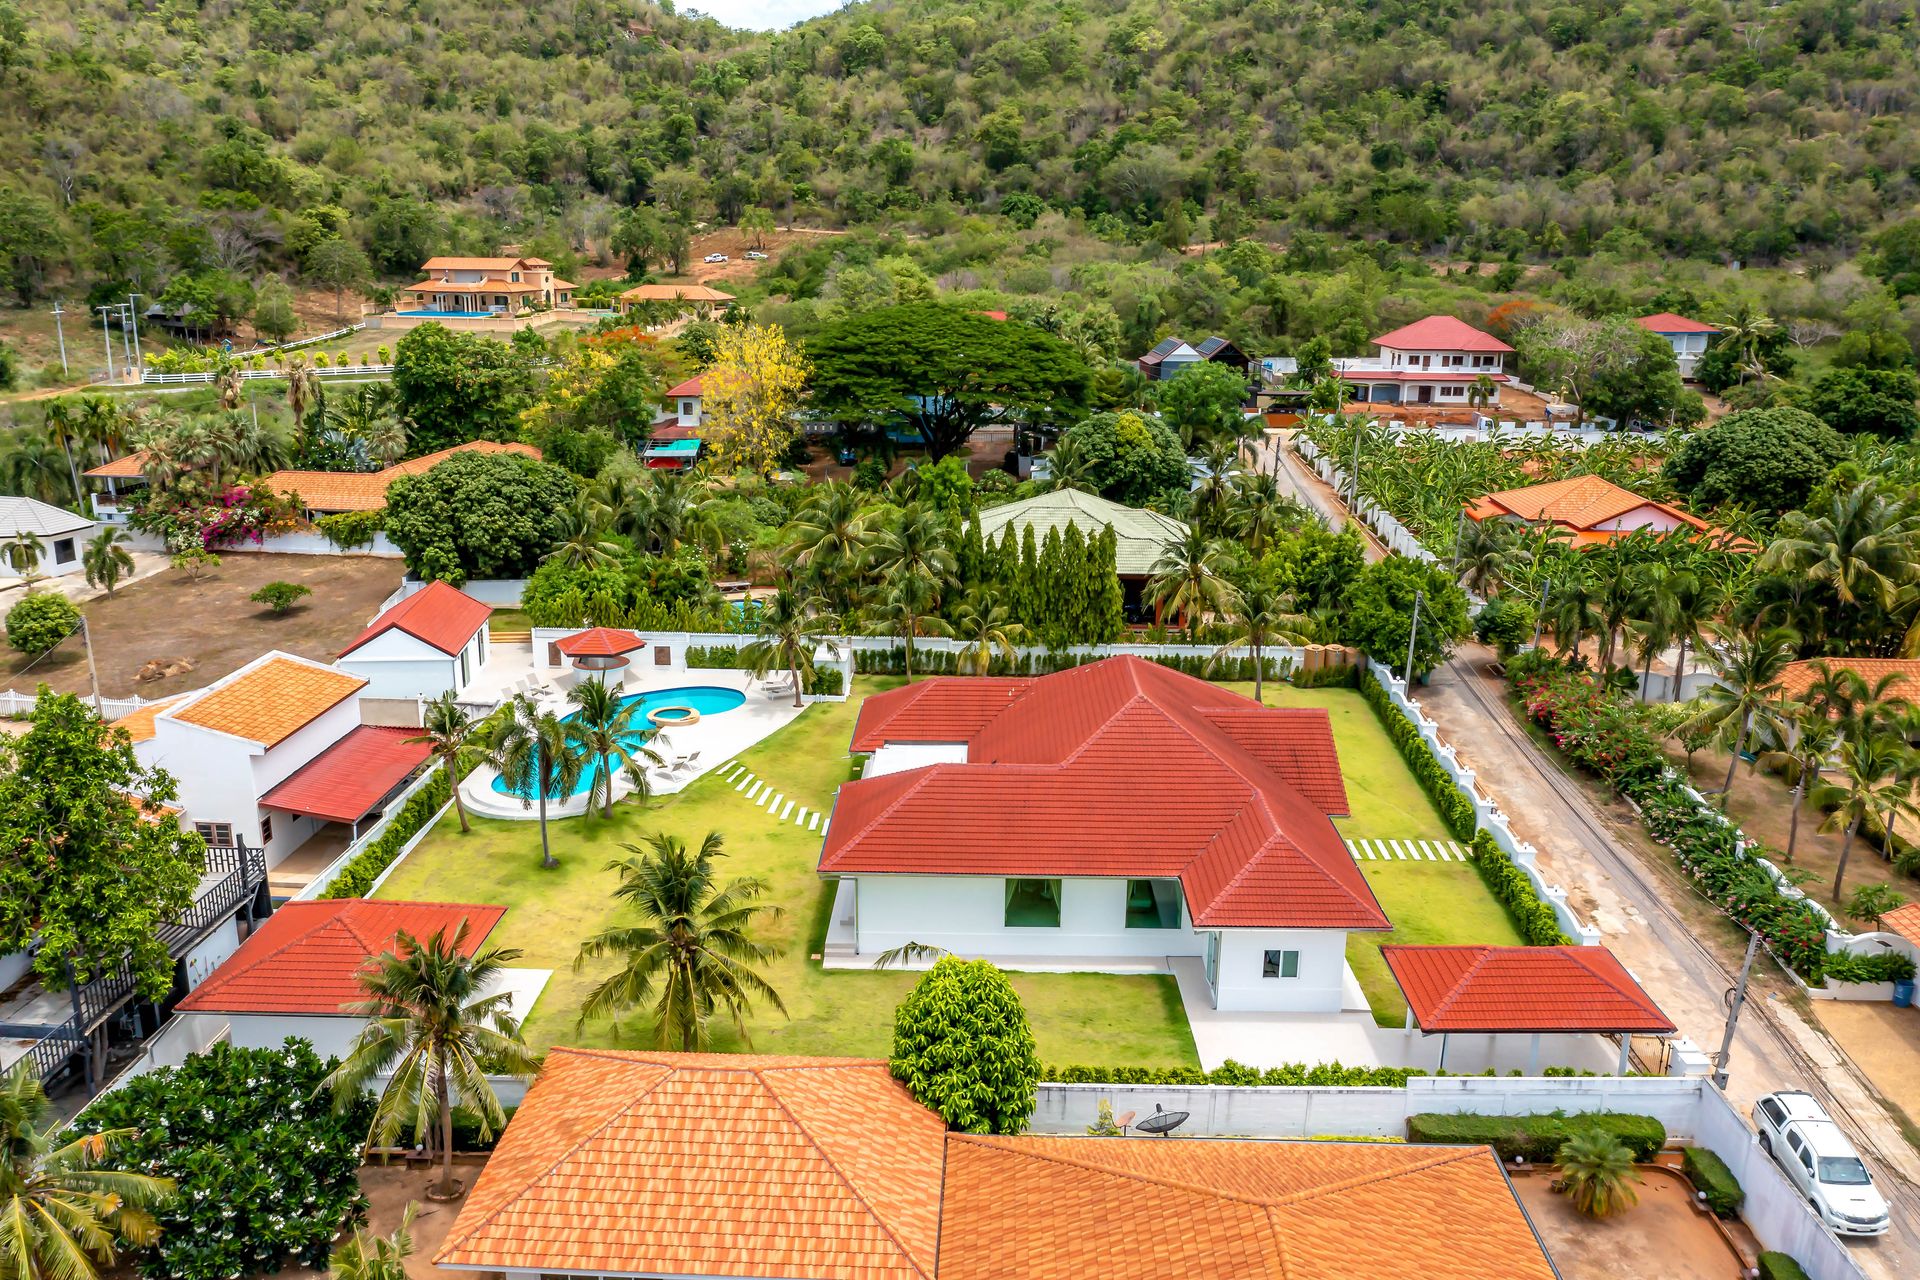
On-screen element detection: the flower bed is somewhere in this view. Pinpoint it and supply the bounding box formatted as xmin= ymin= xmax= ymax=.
xmin=129 ymin=481 xmax=303 ymax=550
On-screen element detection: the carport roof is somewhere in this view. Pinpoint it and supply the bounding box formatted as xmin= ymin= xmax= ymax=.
xmin=259 ymin=724 xmax=432 ymax=823
xmin=1383 ymin=944 xmax=1676 ymax=1034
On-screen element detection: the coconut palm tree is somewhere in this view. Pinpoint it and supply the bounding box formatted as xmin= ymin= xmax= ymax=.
xmin=565 ymin=679 xmax=664 ymax=820
xmin=948 ymin=590 xmax=1027 ymax=676
xmin=574 ymin=830 xmax=787 ymax=1050
xmin=82 ymin=527 xmax=135 ymax=594
xmin=1227 ymin=469 xmax=1298 ymax=559
xmin=739 ymin=586 xmax=839 ymax=708
xmin=0 ymin=1060 xmax=173 ymax=1280
xmin=1036 ymin=436 xmax=1095 ymax=493
xmin=1467 ymin=373 xmax=1499 ymax=413
xmin=1148 ymin=529 xmax=1240 ymax=638
xmin=1 ymin=431 xmax=77 ymax=507
xmin=869 ymin=502 xmax=957 ymax=591
xmin=325 ymin=922 xmax=540 ymax=1201
xmin=330 ymin=1202 xmax=416 ymax=1280
xmin=784 ymin=482 xmax=871 ymax=610
xmin=1453 ymin=517 xmax=1527 ymax=597
xmin=1555 ymin=1131 xmax=1642 ymax=1219
xmin=1763 ymin=483 xmax=1920 ymax=646
xmin=486 ymin=695 xmax=583 ymax=869
xmin=1759 ymin=708 xmax=1839 ymax=866
xmin=39 ymin=398 xmax=84 ymax=505
xmin=1666 ymin=565 xmax=1726 ymax=702
xmin=406 ymin=692 xmax=477 ymax=835
xmin=628 ymin=471 xmax=722 ymax=557
xmin=3 ymin=531 xmax=45 ymax=577
xmin=542 ymin=497 xmax=623 ymax=571
xmin=1192 ymin=440 xmax=1241 ymax=535
xmin=1625 ymin=561 xmax=1679 ymax=702
xmin=1208 ymin=581 xmax=1311 ymax=701
xmin=1683 ymin=624 xmax=1799 ymax=797
xmin=864 ymin=571 xmax=953 ymax=680
xmin=1546 ymin=567 xmax=1602 ymax=659
xmin=283 ymin=353 xmax=321 ymax=440
xmin=1812 ymin=732 xmax=1920 ymax=902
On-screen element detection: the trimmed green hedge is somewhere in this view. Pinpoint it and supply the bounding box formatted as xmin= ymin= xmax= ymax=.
xmin=1681 ymin=1146 xmax=1744 ymax=1218
xmin=1757 ymin=1253 xmax=1812 ymax=1280
xmin=808 ymin=666 xmax=845 ymax=697
xmin=1359 ymin=671 xmax=1476 ymax=841
xmin=686 ymin=644 xmax=747 ymax=668
xmin=315 ymin=509 xmax=384 ymax=550
xmin=1469 ymin=830 xmax=1573 ymax=946
xmin=1046 ymin=1059 xmax=1427 ymax=1087
xmin=1405 ymin=1112 xmax=1667 ymax=1162
xmin=321 ymin=770 xmax=454 ymax=899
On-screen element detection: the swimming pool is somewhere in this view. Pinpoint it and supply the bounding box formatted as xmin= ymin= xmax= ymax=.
xmin=397 ymin=309 xmax=496 ymax=318
xmin=490 ymin=685 xmax=747 ymax=800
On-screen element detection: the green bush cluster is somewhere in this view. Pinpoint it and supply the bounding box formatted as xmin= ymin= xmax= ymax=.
xmin=1820 ymin=950 xmax=1918 ymax=985
xmin=1405 ymin=1111 xmax=1667 ymax=1162
xmin=891 ymin=957 xmax=1040 ymax=1135
xmin=5 ymin=592 xmax=80 ymax=656
xmin=315 ymin=509 xmax=385 ymax=550
xmin=1046 ymin=1059 xmax=1426 ymax=1086
xmin=686 ymin=644 xmax=747 ymax=668
xmin=1359 ymin=671 xmax=1477 ymax=841
xmin=808 ymin=666 xmax=845 ymax=697
xmin=321 ymin=770 xmax=454 ymax=898
xmin=1757 ymin=1252 xmax=1813 ymax=1280
xmin=851 ymin=645 xmax=1294 ymax=681
xmin=1290 ymin=661 xmax=1363 ymax=690
xmin=1681 ymin=1146 xmax=1745 ymax=1218
xmin=1469 ymin=830 xmax=1573 ymax=946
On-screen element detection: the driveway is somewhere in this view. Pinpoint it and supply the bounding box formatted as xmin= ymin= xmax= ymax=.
xmin=1247 ymin=431 xmax=1388 ymax=561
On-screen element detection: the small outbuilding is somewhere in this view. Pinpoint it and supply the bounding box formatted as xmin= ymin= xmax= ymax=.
xmin=0 ymin=496 xmax=96 ymax=579
xmin=337 ymin=580 xmax=493 ymax=700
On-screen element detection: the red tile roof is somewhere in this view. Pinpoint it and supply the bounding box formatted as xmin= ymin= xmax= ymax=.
xmin=1372 ymin=315 xmax=1514 ymax=354
xmin=435 ymin=1049 xmax=946 ymax=1279
xmin=340 ymin=580 xmax=491 ymax=657
xmin=665 ymin=375 xmax=704 ymax=397
xmin=1778 ymin=658 xmax=1920 ymax=707
xmin=1462 ymin=474 xmax=1756 ymax=551
xmin=258 ymin=725 xmax=433 ymax=823
xmin=555 ymin=626 xmax=648 ymax=657
xmin=1382 ymin=944 xmax=1676 ymax=1034
xmin=83 ymin=450 xmax=150 ymax=479
xmin=175 ymin=900 xmax=505 ymax=1014
xmin=1636 ymin=312 xmax=1719 ymax=335
xmin=822 ymin=657 xmax=1380 ymax=930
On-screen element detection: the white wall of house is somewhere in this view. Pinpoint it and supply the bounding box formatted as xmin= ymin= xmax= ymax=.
xmin=1590 ymin=505 xmax=1690 ymax=534
xmin=0 ymin=527 xmax=91 ymax=578
xmin=224 ymin=1013 xmax=365 ymax=1058
xmin=1378 ymin=344 xmax=1505 ymax=374
xmin=862 ymin=743 xmax=969 ymax=778
xmin=850 ymin=874 xmax=1207 ymax=962
xmin=180 ymin=916 xmax=244 ymax=992
xmin=1210 ymin=928 xmax=1349 ymax=1013
xmin=338 ymin=626 xmax=488 ymax=701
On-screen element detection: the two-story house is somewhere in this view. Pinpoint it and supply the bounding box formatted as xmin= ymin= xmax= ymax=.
xmin=645 ymin=376 xmax=706 ymax=470
xmin=398 ymin=257 xmax=576 ymax=315
xmin=1635 ymin=313 xmax=1719 ymax=379
xmin=1335 ymin=316 xmax=1512 ymax=407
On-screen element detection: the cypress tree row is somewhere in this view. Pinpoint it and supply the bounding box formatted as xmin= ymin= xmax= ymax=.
xmin=1093 ymin=527 xmax=1126 ymax=642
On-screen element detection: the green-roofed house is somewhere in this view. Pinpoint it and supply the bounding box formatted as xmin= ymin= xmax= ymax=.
xmin=975 ymin=488 xmax=1189 ymax=621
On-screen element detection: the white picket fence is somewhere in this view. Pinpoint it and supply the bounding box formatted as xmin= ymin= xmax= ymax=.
xmin=1294 ymin=434 xmax=1438 ymax=562
xmin=0 ymin=689 xmax=164 ymax=720
xmin=140 ymin=363 xmax=394 ymax=385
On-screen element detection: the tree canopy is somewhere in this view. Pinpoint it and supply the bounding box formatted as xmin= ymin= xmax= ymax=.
xmin=890 ymin=956 xmax=1039 ymax=1135
xmin=1054 ymin=410 xmax=1189 ymax=507
xmin=391 ymin=323 xmax=542 ymax=454
xmin=384 ymin=450 xmax=580 ymax=583
xmin=1663 ymin=406 xmax=1850 ymax=513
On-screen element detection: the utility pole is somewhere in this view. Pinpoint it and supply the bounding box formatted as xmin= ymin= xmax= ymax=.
xmin=1712 ymin=929 xmax=1762 ymax=1091
xmin=50 ymin=301 xmax=69 ymax=374
xmin=79 ymin=616 xmax=103 ymax=717
xmin=1404 ymin=588 xmax=1425 ymax=687
xmin=127 ymin=294 xmax=144 ymax=374
xmin=1347 ymin=419 xmax=1364 ymax=506
xmin=97 ymin=305 xmax=115 ymax=381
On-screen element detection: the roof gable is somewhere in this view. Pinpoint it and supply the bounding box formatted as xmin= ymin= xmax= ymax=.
xmin=1467 ymin=474 xmax=1707 ymax=534
xmin=1372 ymin=315 xmax=1514 ymax=353
xmin=0 ymin=496 xmax=94 ymax=538
xmin=166 ymin=654 xmax=364 ymax=747
xmin=340 ymin=580 xmax=491 ymax=657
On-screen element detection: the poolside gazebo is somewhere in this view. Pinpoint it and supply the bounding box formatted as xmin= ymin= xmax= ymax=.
xmin=555 ymin=627 xmax=647 ymax=683
xmin=1382 ymin=944 xmax=1677 ymax=1076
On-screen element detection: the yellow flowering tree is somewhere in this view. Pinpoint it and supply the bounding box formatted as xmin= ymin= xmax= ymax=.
xmin=699 ymin=323 xmax=810 ymax=476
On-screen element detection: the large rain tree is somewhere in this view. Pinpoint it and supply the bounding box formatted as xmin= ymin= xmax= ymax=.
xmin=806 ymin=303 xmax=1091 ymax=459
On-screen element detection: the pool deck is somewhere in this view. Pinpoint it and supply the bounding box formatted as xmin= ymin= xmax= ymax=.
xmin=458 ymin=667 xmax=809 ymax=820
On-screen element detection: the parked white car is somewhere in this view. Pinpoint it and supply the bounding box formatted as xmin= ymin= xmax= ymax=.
xmin=1752 ymin=1090 xmax=1891 ymax=1237
xmin=703 ymin=253 xmax=729 ymax=263
xmin=746 ymin=250 xmax=768 ymax=260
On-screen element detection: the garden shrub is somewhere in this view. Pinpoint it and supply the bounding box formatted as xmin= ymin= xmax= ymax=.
xmin=807 ymin=666 xmax=845 ymax=697
xmin=316 ymin=509 xmax=385 ymax=550
xmin=1290 ymin=660 xmax=1362 ymax=689
xmin=1359 ymin=671 xmax=1477 ymax=841
xmin=1819 ymin=950 xmax=1917 ymax=985
xmin=5 ymin=592 xmax=80 ymax=655
xmin=322 ymin=770 xmax=455 ymax=898
xmin=1757 ymin=1252 xmax=1812 ymax=1280
xmin=250 ymin=581 xmax=312 ymax=615
xmin=1405 ymin=1112 xmax=1666 ymax=1162
xmin=686 ymin=644 xmax=746 ymax=668
xmin=67 ymin=1039 xmax=373 ymax=1280
xmin=892 ymin=956 xmax=1040 ymax=1134
xmin=1681 ymin=1146 xmax=1744 ymax=1218
xmin=1469 ymin=830 xmax=1573 ymax=946
xmin=1046 ymin=1059 xmax=1426 ymax=1086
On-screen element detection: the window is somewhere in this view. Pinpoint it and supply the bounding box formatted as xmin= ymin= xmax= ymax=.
xmin=259 ymin=814 xmax=273 ymax=845
xmin=1263 ymin=949 xmax=1300 ymax=979
xmin=1818 ymin=1156 xmax=1870 ymax=1185
xmin=1761 ymin=1098 xmax=1786 ymax=1126
xmin=1124 ymin=879 xmax=1181 ymax=929
xmin=1439 ymin=385 xmax=1464 ymax=397
xmin=194 ymin=821 xmax=234 ymax=846
xmin=655 ymin=645 xmax=672 ymax=666
xmin=52 ymin=538 xmax=75 ymax=564
xmin=1004 ymin=878 xmax=1061 ymax=927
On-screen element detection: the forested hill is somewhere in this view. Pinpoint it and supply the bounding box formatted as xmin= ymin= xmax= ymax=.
xmin=2 ymin=0 xmax=1918 ymax=309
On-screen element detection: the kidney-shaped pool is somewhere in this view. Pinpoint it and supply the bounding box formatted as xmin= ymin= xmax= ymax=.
xmin=490 ymin=684 xmax=747 ymax=800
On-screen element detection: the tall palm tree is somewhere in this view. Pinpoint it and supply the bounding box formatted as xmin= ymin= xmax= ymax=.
xmin=407 ymin=692 xmax=477 ymax=835
xmin=1453 ymin=517 xmax=1527 ymax=597
xmin=1760 ymin=708 xmax=1839 ymax=866
xmin=1148 ymin=529 xmax=1240 ymax=638
xmin=739 ymin=586 xmax=839 ymax=708
xmin=82 ymin=527 xmax=135 ymax=594
xmin=574 ymin=831 xmax=787 ymax=1050
xmin=565 ymin=679 xmax=664 ymax=820
xmin=3 ymin=531 xmax=45 ymax=577
xmin=1209 ymin=580 xmax=1310 ymax=701
xmin=325 ymin=922 xmax=540 ymax=1201
xmin=542 ymin=497 xmax=623 ymax=571
xmin=627 ymin=471 xmax=721 ymax=557
xmin=283 ymin=353 xmax=321 ymax=442
xmin=1192 ymin=440 xmax=1241 ymax=534
xmin=1714 ymin=304 xmax=1780 ymax=380
xmin=1227 ymin=469 xmax=1296 ymax=559
xmin=868 ymin=502 xmax=957 ymax=592
xmin=0 ymin=1061 xmax=173 ymax=1280
xmin=1547 ymin=568 xmax=1602 ymax=659
xmin=2 ymin=431 xmax=77 ymax=507
xmin=1763 ymin=483 xmax=1920 ymax=648
xmin=1666 ymin=566 xmax=1725 ymax=702
xmin=1036 ymin=438 xmax=1095 ymax=493
xmin=1593 ymin=549 xmax=1642 ymax=671
xmin=39 ymin=398 xmax=84 ymax=505
xmin=1625 ymin=561 xmax=1679 ymax=702
xmin=1812 ymin=733 xmax=1920 ymax=902
xmin=1556 ymin=1131 xmax=1641 ymax=1219
xmin=783 ymin=482 xmax=871 ymax=609
xmin=948 ymin=591 xmax=1027 ymax=676
xmin=1683 ymin=624 xmax=1799 ymax=797
xmin=487 ymin=695 xmax=583 ymax=869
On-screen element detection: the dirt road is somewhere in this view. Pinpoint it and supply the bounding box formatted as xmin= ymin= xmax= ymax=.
xmin=1249 ymin=431 xmax=1389 ymax=561
xmin=1421 ymin=649 xmax=1920 ymax=1279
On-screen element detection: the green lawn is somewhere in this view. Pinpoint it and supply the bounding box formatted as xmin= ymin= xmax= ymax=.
xmin=486 ymin=608 xmax=534 ymax=633
xmin=376 ymin=677 xmax=1198 ymax=1068
xmin=1344 ymin=860 xmax=1527 ymax=1027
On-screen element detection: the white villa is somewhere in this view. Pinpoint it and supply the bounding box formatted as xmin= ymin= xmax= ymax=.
xmin=819 ymin=656 xmax=1386 ymax=1014
xmin=1635 ymin=312 xmax=1719 ymax=379
xmin=0 ymin=496 xmax=95 ymax=579
xmin=1334 ymin=315 xmax=1512 ymax=407
xmin=337 ymin=580 xmax=492 ymax=701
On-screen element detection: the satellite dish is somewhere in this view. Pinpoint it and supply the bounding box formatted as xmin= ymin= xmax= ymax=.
xmin=1133 ymin=1102 xmax=1190 ymax=1138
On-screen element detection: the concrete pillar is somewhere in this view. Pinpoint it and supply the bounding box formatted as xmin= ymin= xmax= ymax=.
xmin=1527 ymin=1033 xmax=1541 ymax=1076
xmin=1616 ymin=1035 xmax=1632 ymax=1076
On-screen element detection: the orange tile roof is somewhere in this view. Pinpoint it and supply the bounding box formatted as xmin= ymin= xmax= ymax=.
xmin=1779 ymin=658 xmax=1920 ymax=706
xmin=340 ymin=580 xmax=491 ymax=657
xmin=175 ymin=900 xmax=505 ymax=1014
xmin=1880 ymin=902 xmax=1920 ymax=948
xmin=266 ymin=442 xmax=542 ymax=513
xmin=1382 ymin=944 xmax=1676 ymax=1034
xmin=1467 ymin=474 xmax=1700 ymax=532
xmin=435 ymin=1048 xmax=946 ymax=1279
xmin=620 ymin=283 xmax=736 ymax=303
xmin=939 ymin=1135 xmax=1557 ymax=1280
xmin=439 ymin=1050 xmax=1558 ymax=1280
xmin=111 ymin=695 xmax=188 ymax=744
xmin=168 ymin=655 xmax=364 ymax=746
xmin=83 ymin=450 xmax=150 ymax=479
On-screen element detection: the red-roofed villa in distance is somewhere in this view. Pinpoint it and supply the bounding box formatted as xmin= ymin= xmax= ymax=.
xmin=174 ymin=900 xmax=534 ymax=1058
xmin=1335 ymin=315 xmax=1513 ymax=409
xmin=1382 ymin=944 xmax=1676 ymax=1074
xmin=337 ymin=580 xmax=493 ymax=700
xmin=647 ymin=376 xmax=706 ymax=469
xmin=819 ymin=656 xmax=1385 ymax=1014
xmin=1635 ymin=312 xmax=1720 ymax=378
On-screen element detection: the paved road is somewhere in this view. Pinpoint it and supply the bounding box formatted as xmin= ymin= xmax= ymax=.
xmin=1250 ymin=431 xmax=1388 ymax=561
xmin=1421 ymin=650 xmax=1920 ymax=1279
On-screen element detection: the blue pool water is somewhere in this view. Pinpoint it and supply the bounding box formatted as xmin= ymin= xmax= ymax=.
xmin=397 ymin=309 xmax=495 ymax=318
xmin=490 ymin=685 xmax=747 ymax=800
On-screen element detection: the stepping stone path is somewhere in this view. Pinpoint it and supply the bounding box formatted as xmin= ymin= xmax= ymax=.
xmin=714 ymin=761 xmax=822 ymax=831
xmin=1343 ymin=839 xmax=1469 ymax=863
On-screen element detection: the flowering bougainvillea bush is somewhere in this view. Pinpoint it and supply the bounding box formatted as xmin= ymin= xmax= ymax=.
xmin=1504 ymin=650 xmax=1833 ymax=979
xmin=68 ymin=1039 xmax=373 ymax=1280
xmin=130 ymin=481 xmax=302 ymax=550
